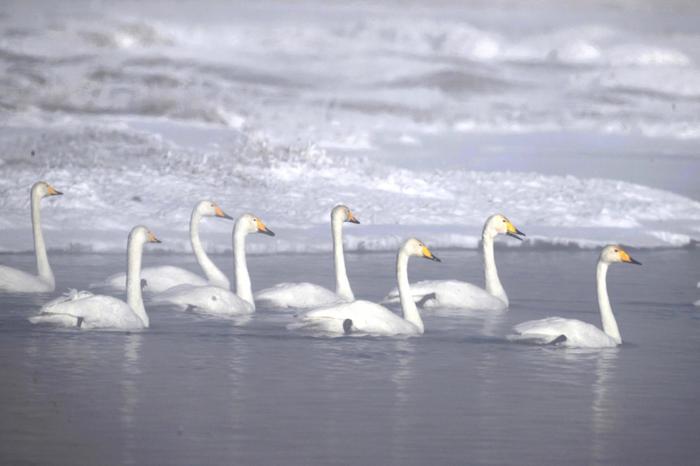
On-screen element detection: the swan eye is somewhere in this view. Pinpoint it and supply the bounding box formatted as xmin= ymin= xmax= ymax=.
xmin=614 ymin=249 xmax=619 ymax=253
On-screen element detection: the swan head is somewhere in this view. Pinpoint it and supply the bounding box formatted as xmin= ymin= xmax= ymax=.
xmin=32 ymin=181 xmax=63 ymax=198
xmin=404 ymin=238 xmax=441 ymax=262
xmin=236 ymin=213 xmax=275 ymax=237
xmin=332 ymin=205 xmax=360 ymax=224
xmin=484 ymin=214 xmax=525 ymax=240
xmin=601 ymin=245 xmax=641 ymax=266
xmin=196 ymin=200 xmax=233 ymax=220
xmin=129 ymin=225 xmax=162 ymax=245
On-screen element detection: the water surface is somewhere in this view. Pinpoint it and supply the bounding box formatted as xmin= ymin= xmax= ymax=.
xmin=1 ymin=248 xmax=698 ymax=465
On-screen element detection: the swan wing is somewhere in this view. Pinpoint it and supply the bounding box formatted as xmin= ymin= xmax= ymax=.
xmin=0 ymin=265 xmax=52 ymax=293
xmin=255 ymin=282 xmax=346 ymax=310
xmin=31 ymin=294 xmax=143 ymax=329
xmin=40 ymin=289 xmax=95 ymax=312
xmin=510 ymin=317 xmax=618 ymax=348
xmin=292 ymin=300 xmax=417 ymax=336
xmin=382 ymin=280 xmax=506 ymax=311
xmin=152 ymin=284 xmax=253 ymax=315
xmin=92 ymin=266 xmax=207 ymax=293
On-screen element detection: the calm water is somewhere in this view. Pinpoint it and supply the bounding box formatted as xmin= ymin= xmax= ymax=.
xmin=1 ymin=248 xmax=699 ymax=465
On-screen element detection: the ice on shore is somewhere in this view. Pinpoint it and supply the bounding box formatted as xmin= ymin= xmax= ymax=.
xmin=0 ymin=124 xmax=698 ymax=254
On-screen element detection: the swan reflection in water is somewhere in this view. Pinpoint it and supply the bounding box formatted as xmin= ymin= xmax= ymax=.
xmin=121 ymin=333 xmax=143 ymax=466
xmin=591 ymin=348 xmax=620 ymax=464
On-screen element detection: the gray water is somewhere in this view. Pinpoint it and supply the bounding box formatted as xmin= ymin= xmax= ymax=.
xmin=1 ymin=248 xmax=699 ymax=465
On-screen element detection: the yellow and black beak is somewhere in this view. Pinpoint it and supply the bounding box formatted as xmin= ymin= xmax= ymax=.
xmin=214 ymin=205 xmax=233 ymax=220
xmin=347 ymin=211 xmax=360 ymax=224
xmin=147 ymin=231 xmax=162 ymax=244
xmin=506 ymin=221 xmax=526 ymax=241
xmin=257 ymin=220 xmax=275 ymax=237
xmin=422 ymin=245 xmax=441 ymax=262
xmin=620 ymin=250 xmax=642 ymax=265
xmin=47 ymin=185 xmax=63 ymax=196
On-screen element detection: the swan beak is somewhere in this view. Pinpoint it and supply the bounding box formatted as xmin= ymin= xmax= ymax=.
xmin=47 ymin=185 xmax=63 ymax=196
xmin=147 ymin=231 xmax=162 ymax=243
xmin=422 ymin=246 xmax=441 ymax=262
xmin=347 ymin=211 xmax=360 ymax=224
xmin=214 ymin=206 xmax=233 ymax=220
xmin=506 ymin=222 xmax=525 ymax=241
xmin=257 ymin=220 xmax=275 ymax=237
xmin=620 ymin=250 xmax=642 ymax=265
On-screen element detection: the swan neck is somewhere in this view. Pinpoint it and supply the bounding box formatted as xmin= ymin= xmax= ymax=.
xmin=332 ymin=216 xmax=354 ymax=301
xmin=190 ymin=210 xmax=229 ymax=289
xmin=482 ymin=233 xmax=507 ymax=306
xmin=31 ymin=190 xmax=54 ymax=289
xmin=397 ymin=249 xmax=423 ymax=334
xmin=233 ymin=225 xmax=255 ymax=310
xmin=126 ymin=236 xmax=148 ymax=327
xmin=597 ymin=261 xmax=621 ymax=344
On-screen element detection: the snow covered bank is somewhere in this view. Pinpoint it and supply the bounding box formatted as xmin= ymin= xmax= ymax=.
xmin=1 ymin=124 xmax=698 ymax=254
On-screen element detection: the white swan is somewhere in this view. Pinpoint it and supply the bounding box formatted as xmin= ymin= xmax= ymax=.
xmin=508 ymin=245 xmax=641 ymax=348
xmin=290 ymin=238 xmax=440 ymax=336
xmin=0 ymin=181 xmax=62 ymax=293
xmin=151 ymin=214 xmax=275 ymax=315
xmin=382 ymin=214 xmax=525 ymax=311
xmin=29 ymin=226 xmax=161 ymax=329
xmin=97 ymin=200 xmax=232 ymax=293
xmin=255 ymin=204 xmax=359 ymax=309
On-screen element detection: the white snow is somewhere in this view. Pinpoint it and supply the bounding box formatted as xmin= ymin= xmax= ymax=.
xmin=0 ymin=123 xmax=698 ymax=254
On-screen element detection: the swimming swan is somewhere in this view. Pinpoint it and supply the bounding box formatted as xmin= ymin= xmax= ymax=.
xmin=382 ymin=214 xmax=525 ymax=311
xmin=97 ymin=200 xmax=232 ymax=293
xmin=508 ymin=245 xmax=641 ymax=348
xmin=151 ymin=214 xmax=275 ymax=315
xmin=29 ymin=226 xmax=161 ymax=329
xmin=0 ymin=181 xmax=62 ymax=293
xmin=290 ymin=238 xmax=440 ymax=336
xmin=255 ymin=205 xmax=359 ymax=309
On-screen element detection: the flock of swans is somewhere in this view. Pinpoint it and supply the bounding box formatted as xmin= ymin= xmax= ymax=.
xmin=0 ymin=181 xmax=644 ymax=348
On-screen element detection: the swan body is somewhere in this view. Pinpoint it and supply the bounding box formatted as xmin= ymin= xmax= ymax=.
xmin=151 ymin=214 xmax=275 ymax=315
xmin=382 ymin=214 xmax=524 ymax=311
xmin=30 ymin=226 xmax=160 ymax=330
xmin=255 ymin=205 xmax=359 ymax=310
xmin=509 ymin=245 xmax=641 ymax=348
xmin=511 ymin=317 xmax=619 ymax=348
xmin=30 ymin=291 xmax=146 ymax=329
xmin=95 ymin=200 xmax=231 ymax=293
xmin=0 ymin=181 xmax=62 ymax=293
xmin=101 ymin=266 xmax=207 ymax=293
xmin=151 ymin=284 xmax=252 ymax=315
xmin=255 ymin=282 xmax=344 ymax=309
xmin=385 ymin=280 xmax=507 ymax=311
xmin=290 ymin=238 xmax=440 ymax=336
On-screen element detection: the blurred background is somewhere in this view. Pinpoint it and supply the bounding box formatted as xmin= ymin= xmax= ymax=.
xmin=1 ymin=0 xmax=698 ymax=252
